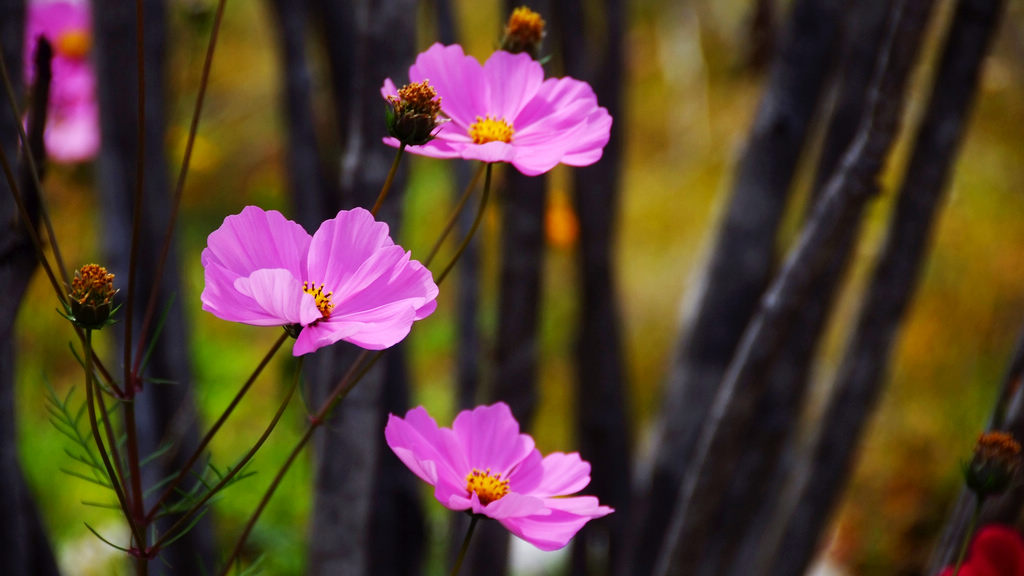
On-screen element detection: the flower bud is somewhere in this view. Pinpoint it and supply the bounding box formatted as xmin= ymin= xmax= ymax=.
xmin=966 ymin=431 xmax=1022 ymax=499
xmin=386 ymin=80 xmax=442 ymax=147
xmin=68 ymin=264 xmax=118 ymax=330
xmin=501 ymin=6 xmax=546 ymax=58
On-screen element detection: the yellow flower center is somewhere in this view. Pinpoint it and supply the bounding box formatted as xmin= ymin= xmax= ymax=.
xmin=303 ymin=282 xmax=334 ymax=318
xmin=468 ymin=116 xmax=514 ymax=144
xmin=55 ymin=29 xmax=91 ymax=60
xmin=465 ymin=468 xmax=510 ymax=505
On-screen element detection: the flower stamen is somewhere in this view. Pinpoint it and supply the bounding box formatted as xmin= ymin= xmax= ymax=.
xmin=465 ymin=468 xmax=510 ymax=505
xmin=386 ymin=80 xmax=443 ymax=147
xmin=468 ymin=116 xmax=514 ymax=144
xmin=303 ymin=281 xmax=334 ymax=318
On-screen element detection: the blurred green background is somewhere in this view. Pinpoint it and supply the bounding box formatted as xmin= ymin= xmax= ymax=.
xmin=13 ymin=0 xmax=1024 ymax=574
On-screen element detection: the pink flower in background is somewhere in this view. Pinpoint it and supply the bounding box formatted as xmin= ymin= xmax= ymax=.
xmin=201 ymin=206 xmax=438 ymax=356
xmin=385 ymin=402 xmax=613 ymax=551
xmin=382 ymin=43 xmax=611 ymax=176
xmin=938 ymin=525 xmax=1024 ymax=576
xmin=25 ymin=0 xmax=100 ymax=162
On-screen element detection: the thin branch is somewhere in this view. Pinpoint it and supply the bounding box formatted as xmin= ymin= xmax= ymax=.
xmin=132 ymin=0 xmax=228 ymax=377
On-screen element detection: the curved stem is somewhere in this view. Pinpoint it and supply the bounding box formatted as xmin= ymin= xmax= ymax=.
xmin=424 ymin=162 xmax=486 ymax=267
xmin=145 ymin=332 xmax=288 ymax=522
xmin=150 ymin=356 xmax=302 ymax=552
xmin=92 ymin=382 xmax=127 ymax=498
xmin=450 ymin=515 xmax=480 ymax=576
xmin=84 ymin=331 xmax=144 ymax=556
xmin=953 ymin=496 xmax=984 ymax=576
xmin=132 ymin=0 xmax=228 ymax=377
xmin=123 ymin=400 xmax=146 ymax=573
xmin=217 ymin=349 xmax=384 ymax=575
xmin=371 ymin=144 xmax=406 ymax=216
xmin=436 ymin=163 xmax=492 ymax=285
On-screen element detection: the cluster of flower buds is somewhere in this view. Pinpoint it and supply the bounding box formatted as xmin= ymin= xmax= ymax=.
xmin=500 ymin=6 xmax=546 ymax=58
xmin=67 ymin=264 xmax=117 ymax=330
xmin=385 ymin=80 xmax=443 ymax=147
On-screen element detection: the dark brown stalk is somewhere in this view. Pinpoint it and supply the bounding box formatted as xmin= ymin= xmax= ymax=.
xmin=295 ymin=1 xmax=419 ymax=573
xmin=654 ymin=1 xmax=935 ymax=573
xmin=94 ymin=0 xmax=214 ymax=571
xmin=632 ymin=0 xmax=846 ymax=571
xmin=550 ymin=0 xmax=632 ymax=572
xmin=717 ymin=3 xmax=897 ymax=573
xmin=0 ymin=6 xmax=61 ymax=571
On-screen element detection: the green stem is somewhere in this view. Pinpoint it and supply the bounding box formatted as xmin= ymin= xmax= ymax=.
xmin=151 ymin=355 xmax=301 ymax=552
xmin=450 ymin=515 xmax=480 ymax=576
xmin=436 ymin=163 xmax=493 ymax=285
xmin=145 ymin=332 xmax=288 ymax=522
xmin=424 ymin=163 xmax=487 ymax=267
xmin=953 ymin=496 xmax=984 ymax=576
xmin=84 ymin=331 xmax=144 ymax=556
xmin=92 ymin=382 xmax=127 ymax=499
xmin=216 ymin=350 xmax=380 ymax=575
xmin=372 ymin=144 xmax=406 ymax=216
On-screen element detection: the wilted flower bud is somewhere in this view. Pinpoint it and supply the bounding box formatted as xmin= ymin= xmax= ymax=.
xmin=386 ymin=80 xmax=442 ymax=147
xmin=501 ymin=6 xmax=546 ymax=58
xmin=966 ymin=431 xmax=1022 ymax=499
xmin=68 ymin=264 xmax=118 ymax=330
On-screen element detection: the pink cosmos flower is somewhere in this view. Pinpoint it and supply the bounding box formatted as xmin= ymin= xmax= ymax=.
xmin=25 ymin=0 xmax=100 ymax=162
xmin=201 ymin=206 xmax=438 ymax=356
xmin=385 ymin=402 xmax=613 ymax=551
xmin=938 ymin=525 xmax=1024 ymax=576
xmin=381 ymin=43 xmax=612 ymax=176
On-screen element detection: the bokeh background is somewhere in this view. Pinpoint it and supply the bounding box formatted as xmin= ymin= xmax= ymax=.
xmin=10 ymin=0 xmax=1024 ymax=574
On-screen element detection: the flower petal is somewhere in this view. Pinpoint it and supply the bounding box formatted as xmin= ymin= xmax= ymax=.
xmin=409 ymin=43 xmax=487 ymax=129
xmin=202 ymin=206 xmax=311 ymax=282
xmin=560 ymin=109 xmax=613 ymax=167
xmin=292 ymin=319 xmax=361 ymax=356
xmin=231 ymin=268 xmax=321 ymax=327
xmin=452 ymin=403 xmax=535 ymax=475
xmin=511 ymin=451 xmax=592 ymax=498
xmin=972 ymin=525 xmax=1024 ymax=576
xmin=459 ymin=140 xmax=517 ymax=165
xmin=385 ymin=407 xmax=469 ymax=509
xmin=43 ymin=99 xmax=100 ymax=163
xmin=499 ymin=496 xmax=613 ymax=551
xmin=480 ymin=491 xmax=548 ymax=520
xmin=305 ymin=210 xmax=437 ymax=350
xmin=306 ymin=207 xmax=393 ymax=293
xmin=380 ymin=77 xmax=398 ymax=99
xmin=483 ymin=50 xmax=543 ymax=121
